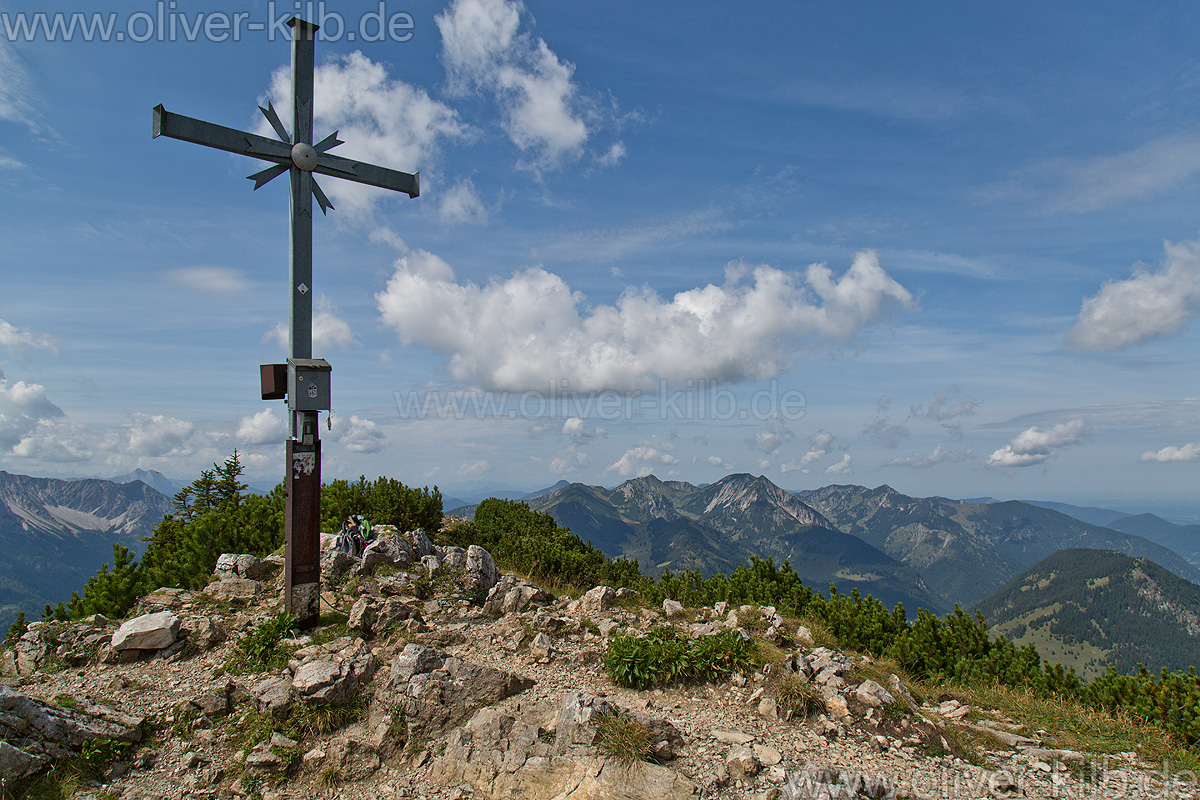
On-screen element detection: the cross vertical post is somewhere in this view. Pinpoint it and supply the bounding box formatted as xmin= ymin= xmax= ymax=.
xmin=152 ymin=17 xmax=419 ymax=626
xmin=284 ymin=18 xmax=321 ymax=625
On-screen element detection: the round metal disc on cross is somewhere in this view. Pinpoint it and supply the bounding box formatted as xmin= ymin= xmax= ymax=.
xmin=291 ymin=142 xmax=318 ymax=171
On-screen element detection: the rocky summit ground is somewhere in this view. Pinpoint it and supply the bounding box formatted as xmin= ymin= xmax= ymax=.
xmin=3 ymin=525 xmax=1197 ymax=800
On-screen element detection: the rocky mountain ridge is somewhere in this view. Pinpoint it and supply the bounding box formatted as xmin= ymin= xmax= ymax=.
xmin=0 ymin=472 xmax=173 ymax=631
xmin=528 ymin=475 xmax=948 ymax=614
xmin=2 ymin=527 xmax=1189 ymax=800
xmin=797 ymin=484 xmax=1200 ymax=606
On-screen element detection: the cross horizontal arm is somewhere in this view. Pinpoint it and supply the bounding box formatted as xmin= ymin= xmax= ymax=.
xmin=153 ymin=105 xmax=292 ymax=165
xmin=314 ymin=153 xmax=419 ymax=198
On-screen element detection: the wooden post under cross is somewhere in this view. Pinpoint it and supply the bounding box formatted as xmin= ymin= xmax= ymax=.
xmin=152 ymin=18 xmax=418 ymax=625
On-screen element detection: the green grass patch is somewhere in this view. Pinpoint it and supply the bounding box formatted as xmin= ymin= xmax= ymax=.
xmin=595 ymin=711 xmax=652 ymax=765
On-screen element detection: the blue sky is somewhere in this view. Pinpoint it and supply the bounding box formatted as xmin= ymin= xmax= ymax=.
xmin=2 ymin=1 xmax=1199 ymax=515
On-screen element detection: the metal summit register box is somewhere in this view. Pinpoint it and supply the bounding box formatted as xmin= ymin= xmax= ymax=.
xmin=287 ymin=358 xmax=331 ymax=411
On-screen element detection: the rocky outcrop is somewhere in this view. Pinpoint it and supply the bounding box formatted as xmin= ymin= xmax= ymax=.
xmin=432 ymin=693 xmax=697 ymax=800
xmin=483 ymin=574 xmax=556 ymax=616
xmin=381 ymin=643 xmax=534 ymax=736
xmin=214 ymin=553 xmax=267 ymax=581
xmin=289 ymin=636 xmax=378 ymax=706
xmin=0 ymin=685 xmax=143 ymax=785
xmin=346 ymin=596 xmax=425 ymax=637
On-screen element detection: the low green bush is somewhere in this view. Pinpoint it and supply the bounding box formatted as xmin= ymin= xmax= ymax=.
xmin=605 ymin=626 xmax=751 ymax=689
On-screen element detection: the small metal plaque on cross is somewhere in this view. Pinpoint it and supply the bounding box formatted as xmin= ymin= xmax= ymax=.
xmin=152 ymin=18 xmax=418 ymax=625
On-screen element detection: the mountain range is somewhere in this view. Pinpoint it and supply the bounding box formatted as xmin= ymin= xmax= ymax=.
xmin=519 ymin=474 xmax=1200 ymax=622
xmin=796 ymin=484 xmax=1200 ymax=606
xmin=977 ymin=548 xmax=1200 ymax=678
xmin=0 ymin=471 xmax=172 ymax=631
xmin=527 ymin=474 xmax=950 ymax=614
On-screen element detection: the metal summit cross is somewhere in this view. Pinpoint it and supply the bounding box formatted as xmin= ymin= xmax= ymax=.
xmin=152 ymin=18 xmax=418 ymax=625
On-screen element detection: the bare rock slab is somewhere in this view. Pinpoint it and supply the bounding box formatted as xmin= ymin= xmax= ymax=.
xmin=111 ymin=611 xmax=180 ymax=651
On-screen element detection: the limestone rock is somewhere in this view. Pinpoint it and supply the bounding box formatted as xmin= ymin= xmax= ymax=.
xmin=578 ymin=585 xmax=615 ymax=613
xmin=321 ymin=550 xmax=359 ymax=584
xmin=347 ymin=596 xmax=424 ymax=637
xmin=0 ymin=685 xmax=142 ymax=786
xmin=887 ymin=673 xmax=918 ymax=708
xmin=662 ymin=599 xmax=685 ymax=618
xmin=432 ymin=699 xmax=697 ymax=800
xmin=464 ymin=544 xmax=500 ymax=596
xmin=189 ymin=617 xmax=227 ymax=651
xmin=324 ymin=734 xmax=381 ymax=782
xmin=483 ymin=575 xmax=555 ymax=616
xmin=111 ymin=611 xmax=180 ymax=651
xmin=726 ymin=744 xmax=760 ymax=780
xmin=202 ymin=577 xmax=260 ymax=601
xmin=289 ymin=636 xmax=377 ymax=706
xmin=753 ymin=744 xmax=782 ymax=766
xmin=384 ymin=644 xmax=534 ymax=735
xmin=214 ymin=553 xmax=267 ymax=581
xmin=360 ymin=534 xmax=417 ymax=574
xmin=529 ymin=632 xmax=553 ymax=659
xmin=854 ymin=679 xmax=896 ymax=709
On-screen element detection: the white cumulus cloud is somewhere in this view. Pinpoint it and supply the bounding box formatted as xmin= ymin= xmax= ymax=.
xmin=606 ymin=443 xmax=679 ymax=477
xmin=437 ymin=0 xmax=590 ymax=169
xmin=1069 ymin=239 xmax=1200 ymax=350
xmin=988 ymin=418 xmax=1089 ymax=468
xmin=562 ymin=417 xmax=605 ymax=442
xmin=0 ymin=378 xmax=65 ymax=450
xmin=329 ymin=415 xmax=386 ymax=454
xmin=266 ymin=297 xmax=358 ymax=353
xmin=125 ymin=413 xmax=196 ymax=457
xmin=236 ymin=408 xmax=285 ymax=446
xmin=887 ymin=444 xmax=972 ymax=468
xmin=1139 ymin=443 xmax=1200 ymax=463
xmin=260 ymin=52 xmax=469 ymax=215
xmin=438 ymin=179 xmax=489 ymax=225
xmin=746 ymin=414 xmax=794 ymax=454
xmin=549 ymin=445 xmax=589 ymax=476
xmin=377 ymin=249 xmax=913 ymax=393
xmin=10 ymin=420 xmax=93 ymax=463
xmin=825 ymin=453 xmax=853 ymax=475
xmin=910 ymin=385 xmax=979 ymax=422
xmin=783 ymin=431 xmax=835 ymax=473
xmin=0 ymin=319 xmax=59 ymax=358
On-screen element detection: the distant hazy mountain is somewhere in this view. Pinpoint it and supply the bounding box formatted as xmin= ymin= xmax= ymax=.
xmin=1107 ymin=514 xmax=1200 ymax=569
xmin=0 ymin=471 xmax=172 ymax=631
xmin=977 ymin=549 xmax=1200 ymax=678
xmin=1021 ymin=500 xmax=1129 ymax=528
xmin=108 ymin=468 xmax=183 ymax=497
xmin=528 ymin=474 xmax=950 ymax=614
xmin=797 ymin=484 xmax=1200 ymax=605
xmin=525 ymin=480 xmax=570 ymax=500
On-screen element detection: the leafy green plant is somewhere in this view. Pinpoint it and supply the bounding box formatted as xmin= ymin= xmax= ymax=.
xmin=224 ymin=612 xmax=299 ymax=674
xmin=605 ymin=626 xmax=751 ymax=689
